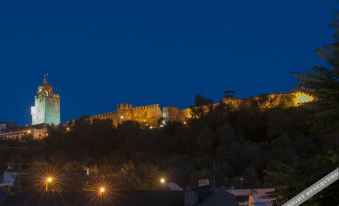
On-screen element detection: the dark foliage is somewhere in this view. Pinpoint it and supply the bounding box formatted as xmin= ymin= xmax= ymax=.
xmin=0 ymin=102 xmax=320 ymax=191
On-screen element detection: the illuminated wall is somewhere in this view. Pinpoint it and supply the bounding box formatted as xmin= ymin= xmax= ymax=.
xmin=31 ymin=77 xmax=60 ymax=125
xmin=90 ymin=104 xmax=163 ymax=127
xmin=89 ymin=91 xmax=315 ymax=127
xmin=117 ymin=104 xmax=162 ymax=127
xmin=220 ymin=91 xmax=314 ymax=111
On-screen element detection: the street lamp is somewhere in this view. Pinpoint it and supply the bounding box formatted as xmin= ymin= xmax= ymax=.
xmin=160 ymin=177 xmax=166 ymax=184
xmin=45 ymin=176 xmax=54 ymax=192
xmin=98 ymin=186 xmax=106 ymax=196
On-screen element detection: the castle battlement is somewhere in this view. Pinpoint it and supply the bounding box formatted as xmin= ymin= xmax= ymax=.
xmin=89 ymin=91 xmax=314 ymax=128
xmin=117 ymin=103 xmax=132 ymax=108
xmin=92 ymin=111 xmax=116 ymax=118
xmin=131 ymin=104 xmax=160 ymax=110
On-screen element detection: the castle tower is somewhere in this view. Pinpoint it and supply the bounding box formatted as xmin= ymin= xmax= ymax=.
xmin=31 ymin=75 xmax=60 ymax=125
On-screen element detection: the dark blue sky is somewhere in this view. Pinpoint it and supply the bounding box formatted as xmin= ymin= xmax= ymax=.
xmin=0 ymin=0 xmax=338 ymax=125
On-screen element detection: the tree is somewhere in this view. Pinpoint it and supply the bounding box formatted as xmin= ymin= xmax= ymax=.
xmin=269 ymin=149 xmax=339 ymax=206
xmin=111 ymin=162 xmax=164 ymax=190
xmin=270 ymin=14 xmax=339 ymax=205
xmin=194 ymin=95 xmax=214 ymax=107
xmin=296 ymin=14 xmax=339 ymax=134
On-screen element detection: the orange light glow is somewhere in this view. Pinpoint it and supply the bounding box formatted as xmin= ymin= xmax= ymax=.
xmin=294 ymin=92 xmax=314 ymax=105
xmin=46 ymin=176 xmax=53 ymax=183
xmin=99 ymin=186 xmax=106 ymax=194
xmin=160 ymin=177 xmax=166 ymax=184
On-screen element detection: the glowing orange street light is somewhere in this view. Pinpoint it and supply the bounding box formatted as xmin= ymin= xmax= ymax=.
xmin=46 ymin=176 xmax=53 ymax=183
xmin=45 ymin=176 xmax=54 ymax=192
xmin=98 ymin=186 xmax=106 ymax=195
xmin=160 ymin=177 xmax=166 ymax=184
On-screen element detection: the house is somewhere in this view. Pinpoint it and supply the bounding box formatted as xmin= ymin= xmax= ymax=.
xmin=227 ymin=188 xmax=275 ymax=206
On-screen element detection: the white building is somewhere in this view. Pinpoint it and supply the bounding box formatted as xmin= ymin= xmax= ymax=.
xmin=31 ymin=75 xmax=60 ymax=125
xmin=0 ymin=127 xmax=47 ymax=140
xmin=227 ymin=188 xmax=276 ymax=206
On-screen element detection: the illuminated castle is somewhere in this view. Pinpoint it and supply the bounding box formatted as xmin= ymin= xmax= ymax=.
xmin=91 ymin=104 xmax=163 ymax=127
xmin=90 ymin=91 xmax=314 ymax=127
xmin=31 ymin=75 xmax=60 ymax=125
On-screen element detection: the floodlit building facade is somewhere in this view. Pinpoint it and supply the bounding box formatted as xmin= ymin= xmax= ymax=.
xmin=31 ymin=76 xmax=60 ymax=125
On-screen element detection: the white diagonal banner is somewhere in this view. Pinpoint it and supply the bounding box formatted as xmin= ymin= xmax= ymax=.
xmin=282 ymin=167 xmax=339 ymax=206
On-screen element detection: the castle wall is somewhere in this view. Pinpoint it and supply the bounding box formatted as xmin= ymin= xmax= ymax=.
xmin=90 ymin=104 xmax=163 ymax=127
xmin=179 ymin=108 xmax=192 ymax=122
xmin=163 ymin=107 xmax=181 ymax=122
xmin=90 ymin=111 xmax=118 ymax=126
xmin=89 ymin=92 xmax=314 ymax=128
xmin=117 ymin=104 xmax=162 ymax=127
xmin=221 ymin=91 xmax=314 ymax=111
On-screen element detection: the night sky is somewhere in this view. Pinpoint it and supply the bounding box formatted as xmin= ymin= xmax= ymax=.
xmin=0 ymin=0 xmax=338 ymax=125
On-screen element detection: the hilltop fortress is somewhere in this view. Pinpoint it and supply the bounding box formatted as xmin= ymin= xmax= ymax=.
xmin=0 ymin=78 xmax=315 ymax=140
xmin=90 ymin=91 xmax=314 ymax=128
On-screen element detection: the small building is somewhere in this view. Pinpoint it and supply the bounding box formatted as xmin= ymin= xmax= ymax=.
xmin=3 ymin=167 xmax=18 ymax=187
xmin=227 ymin=188 xmax=275 ymax=206
xmin=0 ymin=166 xmax=28 ymax=192
xmin=0 ymin=124 xmax=47 ymax=140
